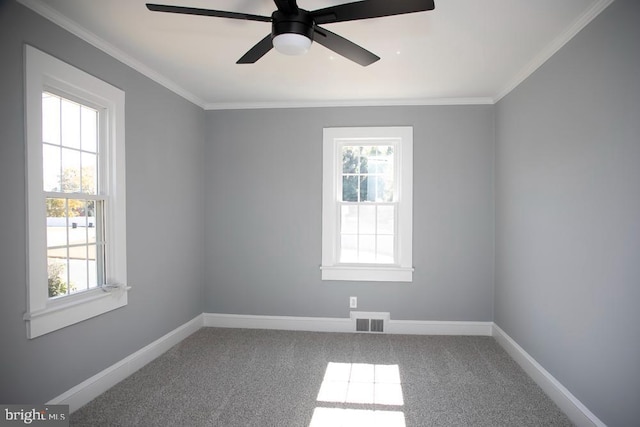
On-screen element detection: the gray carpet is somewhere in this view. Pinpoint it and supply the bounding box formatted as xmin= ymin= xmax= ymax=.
xmin=71 ymin=328 xmax=573 ymax=426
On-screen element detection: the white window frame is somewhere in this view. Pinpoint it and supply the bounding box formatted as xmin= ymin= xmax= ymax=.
xmin=321 ymin=126 xmax=413 ymax=282
xmin=24 ymin=45 xmax=127 ymax=339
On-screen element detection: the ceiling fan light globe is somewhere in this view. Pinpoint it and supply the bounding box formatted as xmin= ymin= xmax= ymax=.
xmin=273 ymin=33 xmax=311 ymax=56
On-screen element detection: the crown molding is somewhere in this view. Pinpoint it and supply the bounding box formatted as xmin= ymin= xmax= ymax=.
xmin=494 ymin=0 xmax=615 ymax=102
xmin=204 ymin=97 xmax=496 ymax=110
xmin=16 ymin=0 xmax=208 ymax=109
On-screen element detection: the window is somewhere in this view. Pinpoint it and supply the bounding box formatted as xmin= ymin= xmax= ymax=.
xmin=321 ymin=127 xmax=413 ymax=282
xmin=24 ymin=45 xmax=127 ymax=338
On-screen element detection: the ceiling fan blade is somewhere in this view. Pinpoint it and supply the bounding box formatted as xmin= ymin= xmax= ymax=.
xmin=313 ymin=26 xmax=379 ymax=66
xmin=273 ymin=0 xmax=299 ymax=14
xmin=237 ymin=34 xmax=274 ymax=64
xmin=312 ymin=0 xmax=434 ymax=25
xmin=146 ymin=4 xmax=271 ymax=22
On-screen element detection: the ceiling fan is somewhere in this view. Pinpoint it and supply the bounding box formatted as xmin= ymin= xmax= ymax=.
xmin=146 ymin=0 xmax=435 ymax=66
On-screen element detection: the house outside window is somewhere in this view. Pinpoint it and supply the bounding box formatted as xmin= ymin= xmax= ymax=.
xmin=24 ymin=45 xmax=127 ymax=338
xmin=321 ymin=127 xmax=413 ymax=282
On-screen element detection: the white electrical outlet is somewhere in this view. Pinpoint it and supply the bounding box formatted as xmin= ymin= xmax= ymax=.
xmin=349 ymin=296 xmax=357 ymax=308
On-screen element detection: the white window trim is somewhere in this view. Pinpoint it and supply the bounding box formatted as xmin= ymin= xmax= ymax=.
xmin=321 ymin=126 xmax=413 ymax=282
xmin=24 ymin=45 xmax=128 ymax=339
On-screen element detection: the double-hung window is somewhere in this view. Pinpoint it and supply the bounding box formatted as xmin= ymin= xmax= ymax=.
xmin=321 ymin=127 xmax=413 ymax=282
xmin=24 ymin=45 xmax=127 ymax=338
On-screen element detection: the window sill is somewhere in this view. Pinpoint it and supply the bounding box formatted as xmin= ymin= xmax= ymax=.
xmin=321 ymin=265 xmax=413 ymax=282
xmin=24 ymin=286 xmax=129 ymax=339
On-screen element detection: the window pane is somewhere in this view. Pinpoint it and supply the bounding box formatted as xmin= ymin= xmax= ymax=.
xmin=341 ymin=205 xmax=358 ymax=234
xmin=384 ymin=150 xmax=395 ymax=175
xmin=88 ymin=245 xmax=99 ymax=288
xmin=43 ymin=144 xmax=61 ymax=192
xmin=359 ymin=175 xmax=371 ymax=202
xmin=47 ymin=245 xmax=67 ymax=263
xmin=364 ymin=176 xmax=381 ymax=202
xmin=340 ymin=235 xmax=358 ymax=263
xmin=86 ymin=200 xmax=97 ymax=243
xmin=69 ymin=248 xmax=89 ymax=293
xmin=42 ymin=93 xmax=60 ymax=145
xmin=379 ymin=175 xmax=394 ymax=202
xmin=373 ymin=145 xmax=394 ymax=174
xmin=377 ymin=235 xmax=395 ymax=263
xmin=359 ymin=147 xmax=369 ymax=173
xmin=367 ymin=156 xmax=381 ymax=174
xmin=342 ymin=176 xmax=359 ymax=202
xmin=67 ymin=199 xmax=86 ymax=246
xmin=46 ymin=198 xmax=67 ymax=248
xmin=46 ymin=232 xmax=68 ymax=251
xmin=61 ymin=98 xmax=81 ymax=149
xmin=81 ymin=106 xmax=98 ymax=153
xmin=360 ymin=175 xmax=392 ymax=202
xmin=359 ymin=205 xmax=376 ymax=234
xmin=359 ymin=235 xmax=376 ymax=263
xmin=47 ymin=257 xmax=69 ymax=298
xmin=377 ymin=205 xmax=395 ymax=235
xmin=61 ymin=148 xmax=81 ymax=192
xmin=342 ymin=146 xmax=358 ymax=173
xmin=81 ymin=152 xmax=97 ymax=194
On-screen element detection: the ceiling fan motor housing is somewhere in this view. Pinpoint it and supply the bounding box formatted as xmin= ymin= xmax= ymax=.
xmin=271 ymin=9 xmax=315 ymax=41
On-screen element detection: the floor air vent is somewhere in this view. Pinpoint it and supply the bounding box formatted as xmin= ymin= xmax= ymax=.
xmin=350 ymin=312 xmax=390 ymax=333
xmin=356 ymin=318 xmax=370 ymax=332
xmin=370 ymin=319 xmax=384 ymax=332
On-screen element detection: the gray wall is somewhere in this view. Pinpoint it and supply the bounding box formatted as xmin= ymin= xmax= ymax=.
xmin=204 ymin=106 xmax=495 ymax=321
xmin=494 ymin=1 xmax=640 ymax=425
xmin=0 ymin=1 xmax=205 ymax=403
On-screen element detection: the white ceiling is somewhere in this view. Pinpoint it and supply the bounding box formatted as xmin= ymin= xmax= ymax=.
xmin=19 ymin=0 xmax=613 ymax=109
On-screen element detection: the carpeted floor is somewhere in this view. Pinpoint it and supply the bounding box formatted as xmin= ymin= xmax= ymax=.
xmin=71 ymin=328 xmax=573 ymax=426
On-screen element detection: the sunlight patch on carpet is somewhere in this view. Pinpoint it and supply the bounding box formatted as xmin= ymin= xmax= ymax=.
xmin=310 ymin=362 xmax=406 ymax=426
xmin=309 ymin=407 xmax=406 ymax=427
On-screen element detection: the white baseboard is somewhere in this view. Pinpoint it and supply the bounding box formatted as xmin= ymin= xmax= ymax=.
xmin=203 ymin=312 xmax=493 ymax=336
xmin=492 ymin=324 xmax=605 ymax=427
xmin=203 ymin=313 xmax=353 ymax=332
xmin=387 ymin=319 xmax=493 ymax=335
xmin=48 ymin=314 xmax=203 ymax=413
